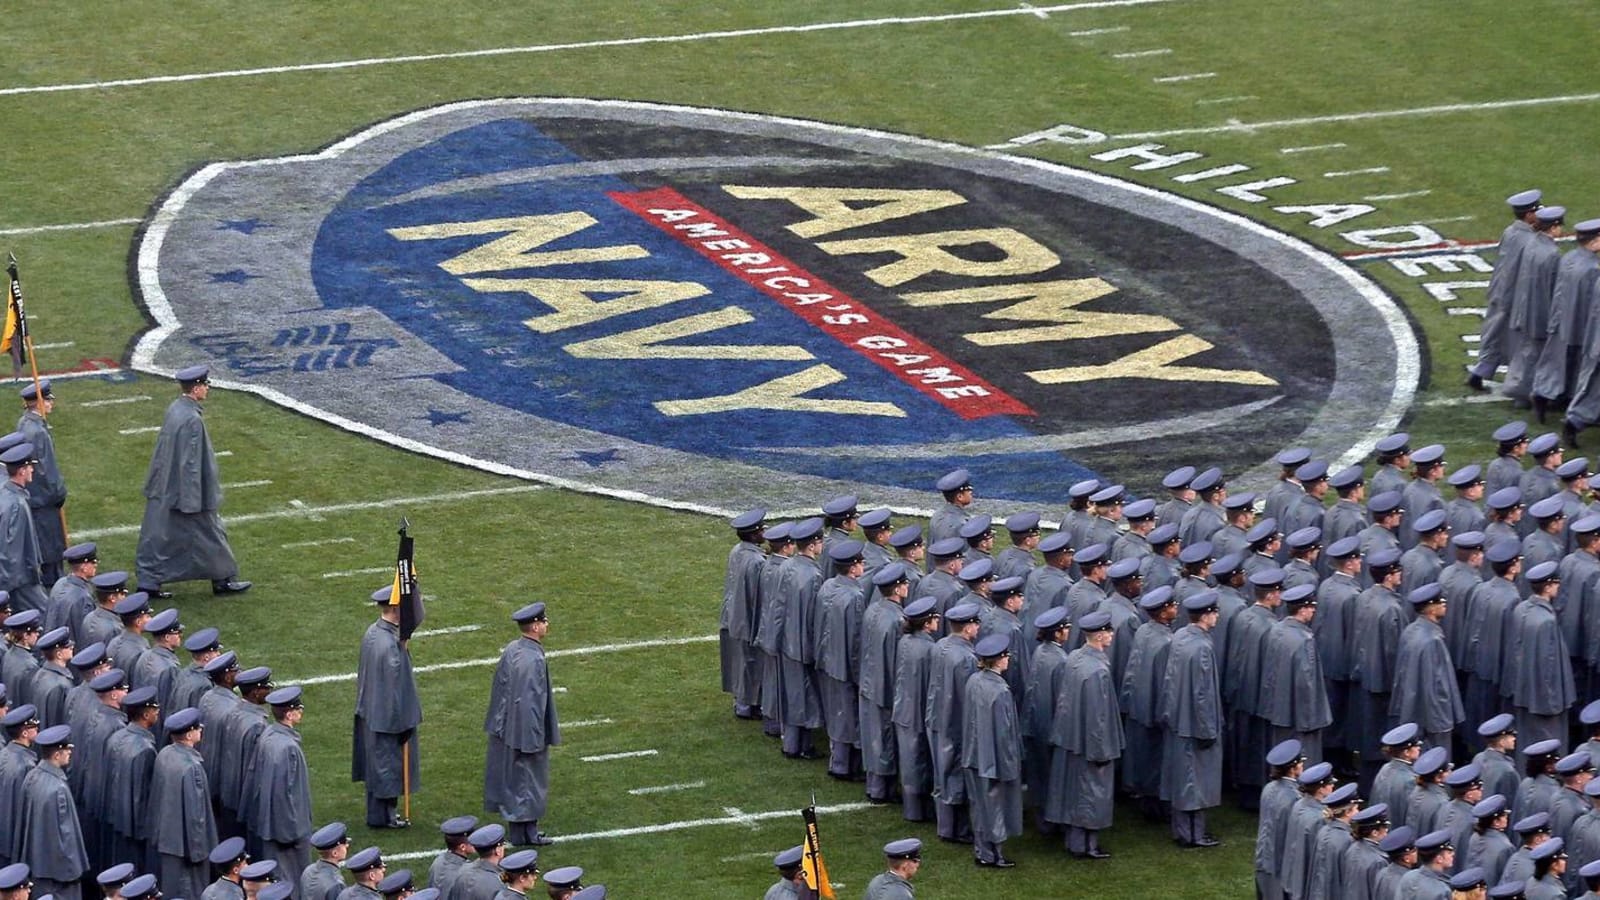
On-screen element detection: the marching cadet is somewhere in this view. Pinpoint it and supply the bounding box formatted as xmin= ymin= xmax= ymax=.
xmin=891 ymin=597 xmax=938 ymax=823
xmin=815 ymin=541 xmax=866 ymax=781
xmin=1281 ymin=763 xmax=1339 ymax=900
xmin=1307 ymin=780 xmax=1359 ymax=898
xmin=303 ymin=823 xmax=351 ymax=900
xmin=1505 ymin=206 xmax=1567 ymax=411
xmin=860 ymin=563 xmax=909 ymax=805
xmin=1408 ymin=747 xmax=1453 ymax=834
xmin=44 ymin=543 xmax=95 ymax=642
xmin=1353 ymin=548 xmax=1406 ymax=787
xmin=1157 ymin=466 xmax=1196 ymax=529
xmin=134 ymin=607 xmax=182 ymax=708
xmin=958 ymin=516 xmax=994 ymax=569
xmin=997 ymin=513 xmax=1040 ymax=580
xmin=493 ymin=851 xmax=538 ymax=900
xmin=255 ymin=687 xmax=314 ymax=896
xmin=1467 ymin=794 xmax=1514 ymax=886
xmin=761 ymin=846 xmax=804 ymax=900
xmin=1316 ymin=536 xmax=1362 ymax=765
xmin=1469 ymin=191 xmax=1543 ymax=393
xmin=1447 ymin=466 xmax=1490 ymax=537
xmin=1399 ymin=829 xmax=1457 ymax=898
xmin=204 ymin=836 xmax=250 ymax=900
xmin=1324 ymin=465 xmax=1371 ymax=552
xmin=864 ymin=838 xmax=921 ymax=900
xmin=1023 ymin=608 xmax=1069 ymax=833
xmin=928 ymin=469 xmax=973 ymax=556
xmin=1441 ymin=765 xmax=1485 ymax=871
xmin=777 ymin=519 xmax=824 ymax=759
xmin=0 ymin=703 xmax=38 ymax=867
xmin=150 ymin=706 xmax=218 ymax=900
xmin=820 ymin=494 xmax=858 ymax=575
xmin=102 ymin=686 xmax=158 ymax=867
xmin=1110 ymin=500 xmax=1155 ymax=564
xmin=1119 ymin=587 xmax=1175 ymax=821
xmin=1505 ymin=562 xmax=1574 ymax=756
xmin=926 ymin=601 xmax=979 ymax=844
xmin=1141 ymin=524 xmax=1181 ymax=590
xmin=858 ymin=508 xmax=896 ymax=596
xmin=19 ymin=724 xmax=86 ymax=900
xmin=1256 ymin=739 xmax=1305 ymax=899
xmin=135 ymin=365 xmax=250 ymax=598
xmin=1162 ymin=591 xmax=1224 ymax=849
xmin=484 ymin=605 xmax=560 ymax=846
xmin=1050 ymin=610 xmax=1122 ymax=860
xmin=1019 ymin=532 xmax=1072 ymax=631
xmin=1179 ymin=467 xmax=1226 ymax=548
xmin=340 ymin=848 xmax=387 ymax=900
xmin=962 ymin=633 xmax=1022 ymax=868
xmin=1372 ymin=433 xmax=1414 ymax=500
xmin=1342 ymin=803 xmax=1393 ymax=900
xmin=1391 ymin=584 xmax=1465 ymax=751
xmin=721 ymin=509 xmax=766 ymax=722
xmin=15 ymin=383 xmax=64 ymax=589
xmin=1442 ymin=534 xmax=1487 ymax=692
xmin=355 ymin=585 xmax=422 ymax=830
xmin=427 ymin=816 xmax=477 ymax=894
xmin=1373 ymin=723 xmax=1426 ymax=825
xmin=1525 ymin=837 xmax=1568 ymax=900
xmin=756 ymin=521 xmax=796 ymax=740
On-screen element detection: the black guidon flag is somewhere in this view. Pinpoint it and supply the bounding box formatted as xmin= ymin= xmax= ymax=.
xmin=390 ymin=517 xmax=426 ymax=640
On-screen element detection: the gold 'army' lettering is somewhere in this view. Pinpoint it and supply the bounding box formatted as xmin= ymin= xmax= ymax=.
xmin=387 ymin=187 xmax=1275 ymax=419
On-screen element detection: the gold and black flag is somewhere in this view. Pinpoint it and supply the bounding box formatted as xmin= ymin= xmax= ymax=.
xmin=799 ymin=801 xmax=835 ymax=900
xmin=3 ymin=254 xmax=31 ymax=376
xmin=390 ymin=517 xmax=426 ymax=640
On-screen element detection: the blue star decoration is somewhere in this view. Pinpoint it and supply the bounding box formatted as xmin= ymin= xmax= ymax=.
xmin=570 ymin=448 xmax=622 ymax=467
xmin=208 ymin=269 xmax=260 ymax=284
xmin=216 ymin=218 xmax=272 ymax=235
xmin=422 ymin=409 xmax=469 ymax=427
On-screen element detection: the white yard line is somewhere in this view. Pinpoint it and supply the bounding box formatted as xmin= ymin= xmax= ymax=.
xmin=78 ymin=395 xmax=151 ymax=407
xmin=1280 ymin=142 xmax=1347 ymax=154
xmin=293 ymin=633 xmax=717 ymax=686
xmin=409 ymin=624 xmax=483 ymax=638
xmin=1069 ymin=25 xmax=1130 ymax=35
xmin=1424 ymin=394 xmax=1512 ymax=407
xmin=0 ymin=218 xmax=141 ymax=237
xmin=281 ymin=536 xmax=356 ymax=549
xmin=1362 ymin=189 xmax=1432 ymax=201
xmin=215 ymin=450 xmax=233 ymax=457
xmin=1418 ymin=215 xmax=1477 ymax=225
xmin=1017 ymin=2 xmax=1052 ymax=19
xmin=723 ymin=807 xmax=762 ymax=831
xmin=1322 ymin=166 xmax=1390 ymax=178
xmin=0 ymin=366 xmax=122 ymax=385
xmin=582 ymin=749 xmax=658 ymax=763
xmin=630 ymin=780 xmax=707 ymax=796
xmin=719 ymin=850 xmax=781 ymax=862
xmin=0 ymin=0 xmax=1179 ymax=98
xmin=320 ymin=566 xmax=393 ymax=579
xmin=565 ymin=717 xmax=617 ymax=728
xmin=73 ymin=483 xmax=545 ymax=539
xmin=1152 ymin=72 xmax=1215 ymax=83
xmin=1112 ymin=48 xmax=1171 ymax=58
xmin=31 ymin=341 xmax=75 ymax=350
xmin=222 ymin=479 xmax=273 ymax=489
xmin=118 ymin=425 xmax=161 ymax=435
xmin=1196 ymin=95 xmax=1256 ymax=105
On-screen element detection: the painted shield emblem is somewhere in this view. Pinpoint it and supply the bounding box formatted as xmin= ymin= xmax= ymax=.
xmin=134 ymin=99 xmax=1415 ymax=514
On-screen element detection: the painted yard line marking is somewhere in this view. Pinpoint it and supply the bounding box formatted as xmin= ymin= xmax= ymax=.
xmin=294 ymin=633 xmax=718 ymax=686
xmin=1322 ymin=166 xmax=1390 ymax=178
xmin=1117 ymin=91 xmax=1600 ymax=140
xmin=719 ymin=850 xmax=780 ymax=862
xmin=1112 ymin=48 xmax=1171 ymax=58
xmin=1424 ymin=394 xmax=1511 ymax=407
xmin=0 ymin=366 xmax=124 ymax=385
xmin=1017 ymin=2 xmax=1051 ymax=18
xmin=1069 ymin=25 xmax=1130 ymax=35
xmin=554 ymin=687 xmax=568 ymax=693
xmin=222 ymin=479 xmax=273 ymax=489
xmin=381 ymin=802 xmax=877 ymax=858
xmin=630 ymin=780 xmax=706 ymax=796
xmin=118 ymin=425 xmax=161 ymax=435
xmin=410 ymin=624 xmax=483 ymax=638
xmin=215 ymin=450 xmax=234 ymax=457
xmin=78 ymin=395 xmax=151 ymax=407
xmin=582 ymin=749 xmax=658 ymax=763
xmin=1362 ymin=189 xmax=1431 ymax=201
xmin=281 ymin=536 xmax=356 ymax=549
xmin=723 ymin=807 xmax=762 ymax=831
xmin=1339 ymin=235 xmax=1572 ymax=262
xmin=73 ymin=483 xmax=546 ymax=539
xmin=31 ymin=341 xmax=75 ymax=351
xmin=565 ymin=717 xmax=617 ymax=728
xmin=320 ymin=566 xmax=392 ymax=579
xmin=1280 ymin=143 xmax=1347 ymax=154
xmin=1419 ymin=215 xmax=1477 ymax=225
xmin=1196 ymin=95 xmax=1256 ymax=105
xmin=0 ymin=0 xmax=1181 ymax=98
xmin=1153 ymin=72 xmax=1215 ymax=83
xmin=0 ymin=218 xmax=141 ymax=237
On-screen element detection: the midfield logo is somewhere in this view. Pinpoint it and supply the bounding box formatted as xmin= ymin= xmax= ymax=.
xmin=132 ymin=99 xmax=1414 ymax=513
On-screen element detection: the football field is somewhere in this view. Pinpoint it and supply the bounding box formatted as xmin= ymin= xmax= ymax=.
xmin=4 ymin=1 xmax=1600 ymax=895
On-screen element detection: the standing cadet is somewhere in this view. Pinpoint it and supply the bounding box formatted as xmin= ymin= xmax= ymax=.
xmin=1372 ymin=434 xmax=1413 ymax=500
xmin=1343 ymin=803 xmax=1393 ymax=900
xmin=542 ymin=866 xmax=583 ymax=900
xmin=1023 ymin=608 xmax=1069 ymax=833
xmin=1563 ymin=518 xmax=1600 ymax=702
xmin=1085 ymin=486 xmax=1124 ymax=550
xmin=1469 ymin=190 xmax=1544 ymax=392
xmin=447 ymin=825 xmax=506 ymax=900
xmin=1113 ymin=499 xmax=1156 ymax=564
xmin=1489 ymin=423 xmax=1532 ymax=497
xmin=1376 ymin=825 xmax=1421 ymax=898
xmin=997 ymin=513 xmax=1040 ymax=580
xmin=1142 ymin=525 xmax=1181 ymax=590
xmin=44 ymin=542 xmax=96 ymax=644
xmin=1447 ymin=466 xmax=1490 ymax=537
xmin=755 ymin=521 xmax=795 ymax=741
xmin=983 ymin=577 xmax=1027 ymax=702
xmin=1283 ymin=527 xmax=1322 ymax=593
xmin=1373 ymin=723 xmax=1425 ymax=825
xmin=0 ymin=444 xmax=47 ymax=614
xmin=1019 ymin=532 xmax=1072 ymax=631
xmin=1265 ymin=448 xmax=1311 ymax=529
xmin=1261 ymin=585 xmax=1332 ymax=763
xmin=1505 ymin=562 xmax=1575 ymax=757
xmin=1360 ymin=494 xmax=1405 ymax=567
xmin=150 ymin=707 xmax=217 ymax=900
xmin=80 ymin=572 xmax=126 ymax=651
xmin=1441 ymin=765 xmax=1485 ymax=872
xmin=1551 ymin=753 xmax=1593 ymax=846
xmin=1325 ymin=465 xmax=1371 ymax=552
xmin=1402 ymin=511 xmax=1451 ymax=599
xmin=493 ymin=851 xmax=537 ymax=900
xmin=1554 ymin=462 xmax=1591 ymax=554
xmin=1179 ymin=467 xmax=1226 ymax=548
xmin=171 ymin=627 xmax=222 ymax=713
xmin=761 ymin=846 xmax=804 ymax=900
xmin=1442 ymin=534 xmax=1487 ymax=693
xmin=102 ymin=687 xmax=158 ymax=868
xmin=0 ymin=704 xmax=38 ymax=867
xmin=1210 ymin=493 xmax=1255 ymax=561
xmin=887 ymin=525 xmax=924 ymax=602
xmin=255 ymin=687 xmax=312 ymax=895
xmin=1317 ymin=536 xmax=1362 ymax=765
xmin=821 ymin=495 xmax=858 ymax=574
xmin=302 ymin=823 xmax=349 ymax=900
xmin=1258 ymin=740 xmax=1305 ymax=899
xmin=134 ymin=608 xmax=183 ymax=708
xmin=1401 ymin=445 xmax=1449 ymax=549
xmin=427 ymin=816 xmax=477 ymax=894
xmin=1308 ymin=783 xmax=1359 ymax=899
xmin=1175 ymin=542 xmax=1217 ymax=609
xmin=1505 ymin=207 xmax=1567 ymax=408
xmin=1353 ymin=549 xmax=1406 ymax=788
xmin=1097 ymin=560 xmax=1143 ymax=687
xmin=233 ymin=666 xmax=275 ymax=856
xmin=106 ymin=592 xmax=150 ymax=678
xmin=962 ymin=634 xmax=1022 ymax=868
xmin=1475 ymin=716 xmax=1521 ymax=802
xmin=1391 ymin=584 xmax=1465 ymax=750
xmin=1467 ymin=542 xmax=1522 ymax=731
xmin=1051 ymin=610 xmax=1123 ymax=860
xmin=919 ymin=538 xmax=965 ymax=622
xmin=484 ymin=604 xmax=560 ymax=847
xmin=1573 ymin=786 xmax=1600 ymax=888
xmin=1162 ymin=592 xmax=1224 ymax=848
xmin=355 ymin=585 xmax=421 ymax=830
xmin=1522 ymin=498 xmax=1567 ymax=578
xmin=859 ymin=563 xmax=908 ymax=805
xmin=1157 ymin=466 xmax=1196 ymax=529
xmin=0 ymin=612 xmax=40 ymax=706
xmin=858 ymin=508 xmax=896 ymax=597
xmin=20 ymin=725 xmax=86 ymax=900
xmin=15 ymin=383 xmax=64 ymax=589
xmin=134 ymin=365 xmax=250 ymax=598
xmin=79 ymin=669 xmax=128 ymax=872
xmin=1063 ymin=479 xmax=1101 ymax=553
xmin=864 ymin=838 xmax=921 ymax=900
xmin=926 ymin=602 xmax=979 ymax=844
xmin=891 ymin=597 xmax=938 ymax=823
xmin=777 ymin=519 xmax=824 ymax=759
xmin=341 ymin=847 xmax=387 ymax=900
xmin=1467 ymin=795 xmax=1515 ymax=885
xmin=1119 ymin=588 xmax=1174 ymax=821
xmin=205 ymin=836 xmax=250 ymax=900
xmin=1289 ymin=463 xmax=1332 ymax=544
xmin=721 ymin=509 xmax=766 ymax=721
xmin=1063 ymin=545 xmax=1110 ymax=650
xmin=197 ymin=650 xmax=240 ymax=831
xmin=1226 ymin=570 xmax=1281 ymax=806
xmin=815 ymin=541 xmax=865 ymax=782
xmin=1521 ymin=435 xmax=1565 ymax=529
xmin=929 ymin=471 xmax=972 ymax=559
xmin=1399 ymin=829 xmax=1457 ymax=898
xmin=1526 ymin=838 xmax=1568 ymax=900
xmin=1282 ymin=764 xmax=1339 ymax=900
xmin=959 ymin=517 xmax=994 ymax=569
xmin=27 ymin=627 xmax=70 ymax=728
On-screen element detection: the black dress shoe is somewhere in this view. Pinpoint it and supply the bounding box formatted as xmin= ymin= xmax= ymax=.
xmin=141 ymin=586 xmax=175 ymax=599
xmin=1466 ymin=372 xmax=1486 ymax=392
xmin=526 ymin=833 xmax=554 ymax=847
xmin=1565 ymin=421 xmax=1582 ymax=449
xmin=1085 ymin=848 xmax=1111 ymax=860
xmin=991 ymin=857 xmax=1016 ymax=868
xmin=212 ymin=579 xmax=252 ymax=595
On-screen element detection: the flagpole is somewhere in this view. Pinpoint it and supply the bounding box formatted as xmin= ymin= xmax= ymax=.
xmin=6 ymin=254 xmax=63 ymax=541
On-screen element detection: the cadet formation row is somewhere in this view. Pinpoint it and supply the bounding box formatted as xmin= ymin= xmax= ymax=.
xmin=718 ymin=423 xmax=1600 ymax=896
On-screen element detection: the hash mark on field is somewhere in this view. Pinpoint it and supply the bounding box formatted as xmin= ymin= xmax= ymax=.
xmin=118 ymin=425 xmax=161 ymax=435
xmin=1419 ymin=215 xmax=1478 ymax=225
xmin=1069 ymin=25 xmax=1130 ymax=35
xmin=1279 ymin=143 xmax=1347 ymax=154
xmin=1197 ymin=95 xmax=1256 ymax=105
xmin=222 ymin=479 xmax=272 ymax=489
xmin=0 ymin=0 xmax=1181 ymax=97
xmin=1363 ymin=190 xmax=1432 ymax=201
xmin=582 ymin=749 xmax=658 ymax=763
xmin=79 ymin=395 xmax=151 ymax=407
xmin=1323 ymin=166 xmax=1390 ymax=178
xmin=214 ymin=450 xmax=233 ymax=457
xmin=630 ymin=780 xmax=706 ymax=796
xmin=281 ymin=536 xmax=355 ymax=549
xmin=320 ymin=565 xmax=391 ymax=579
xmin=32 ymin=341 xmax=75 ymax=351
xmin=1424 ymin=393 xmax=1511 ymax=407
xmin=564 ymin=717 xmax=615 ymax=728
xmin=411 ymin=624 xmax=483 ymax=638
xmin=0 ymin=218 xmax=142 ymax=237
xmin=720 ymin=850 xmax=780 ymax=862
xmin=1112 ymin=48 xmax=1170 ymax=58
xmin=1153 ymin=72 xmax=1216 ymax=83
xmin=723 ymin=807 xmax=762 ymax=831
xmin=292 ymin=634 xmax=718 ymax=686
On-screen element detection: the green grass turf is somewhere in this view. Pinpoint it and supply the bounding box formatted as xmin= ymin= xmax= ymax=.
xmin=3 ymin=0 xmax=1597 ymax=895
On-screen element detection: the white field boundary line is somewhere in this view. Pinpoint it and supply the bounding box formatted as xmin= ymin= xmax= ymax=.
xmin=72 ymin=484 xmax=545 ymax=540
xmin=382 ymin=801 xmax=876 ymax=858
xmin=0 ymin=0 xmax=1181 ymax=98
xmin=582 ymin=749 xmax=658 ymax=762
xmin=294 ymin=633 xmax=717 ymax=686
xmin=0 ymin=218 xmax=141 ymax=237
